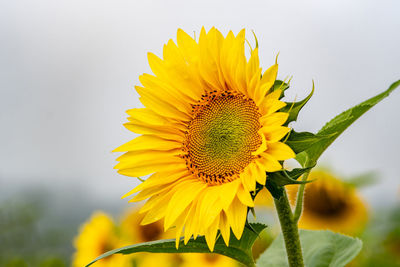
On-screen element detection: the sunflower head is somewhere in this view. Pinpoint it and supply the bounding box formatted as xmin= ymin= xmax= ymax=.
xmin=287 ymin=170 xmax=368 ymax=235
xmin=114 ymin=27 xmax=295 ymax=251
xmin=72 ymin=212 xmax=131 ymax=267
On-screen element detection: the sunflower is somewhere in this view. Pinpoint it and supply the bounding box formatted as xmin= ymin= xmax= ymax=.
xmin=114 ymin=27 xmax=295 ymax=251
xmin=119 ymin=208 xmax=178 ymax=267
xmin=180 ymin=253 xmax=239 ymax=267
xmin=73 ymin=212 xmax=131 ymax=267
xmin=287 ymin=170 xmax=368 ymax=235
xmin=120 ymin=207 xmax=174 ymax=244
xmin=254 ymin=187 xmax=274 ymax=208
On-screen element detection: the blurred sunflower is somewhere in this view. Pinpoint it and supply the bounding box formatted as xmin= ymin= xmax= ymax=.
xmin=254 ymin=187 xmax=274 ymax=208
xmin=138 ymin=253 xmax=180 ymax=267
xmin=287 ymin=170 xmax=368 ymax=235
xmin=114 ymin=27 xmax=294 ymax=251
xmin=72 ymin=212 xmax=131 ymax=267
xmin=119 ymin=208 xmax=178 ymax=267
xmin=120 ymin=208 xmax=174 ymax=243
xmin=180 ymin=253 xmax=238 ymax=267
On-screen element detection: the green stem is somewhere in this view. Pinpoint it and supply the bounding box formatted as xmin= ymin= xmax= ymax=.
xmin=293 ymin=171 xmax=310 ymax=223
xmin=274 ymin=190 xmax=304 ymax=267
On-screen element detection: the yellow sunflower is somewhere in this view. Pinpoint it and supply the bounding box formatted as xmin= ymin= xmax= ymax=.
xmin=254 ymin=187 xmax=274 ymax=208
xmin=73 ymin=212 xmax=131 ymax=267
xmin=180 ymin=253 xmax=239 ymax=267
xmin=119 ymin=208 xmax=178 ymax=267
xmin=287 ymin=170 xmax=368 ymax=235
xmin=120 ymin=207 xmax=174 ymax=244
xmin=114 ymin=27 xmax=295 ymax=251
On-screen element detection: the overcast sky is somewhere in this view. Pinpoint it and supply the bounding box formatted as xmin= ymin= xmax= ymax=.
xmin=0 ymin=0 xmax=399 ymax=207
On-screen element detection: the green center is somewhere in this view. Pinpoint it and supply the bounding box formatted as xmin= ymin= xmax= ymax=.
xmin=185 ymin=95 xmax=262 ymax=184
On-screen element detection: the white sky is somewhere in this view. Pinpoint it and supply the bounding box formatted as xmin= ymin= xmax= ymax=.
xmin=0 ymin=0 xmax=399 ymax=207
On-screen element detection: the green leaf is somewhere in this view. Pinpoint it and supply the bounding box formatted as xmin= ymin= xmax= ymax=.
xmin=285 ymin=131 xmax=334 ymax=155
xmin=295 ymin=80 xmax=400 ymax=167
xmin=268 ymin=168 xmax=313 ymax=187
xmin=257 ymin=230 xmax=362 ymax=267
xmin=86 ymin=223 xmax=267 ymax=267
xmin=273 ymin=80 xmax=290 ymax=91
xmin=281 ymin=83 xmax=314 ymax=124
xmin=265 ymin=167 xmax=313 ymax=199
xmin=265 ymin=179 xmax=284 ymax=199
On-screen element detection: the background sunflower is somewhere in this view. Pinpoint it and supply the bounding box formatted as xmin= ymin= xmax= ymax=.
xmin=287 ymin=170 xmax=368 ymax=236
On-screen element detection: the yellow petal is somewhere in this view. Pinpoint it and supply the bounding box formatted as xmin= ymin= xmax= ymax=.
xmin=139 ymin=74 xmax=193 ymax=113
xmin=219 ymin=179 xmax=241 ymax=210
xmin=173 ymin=205 xmax=191 ymax=249
xmin=140 ymin=191 xmax=174 ymax=225
xmin=184 ymin=200 xmax=201 ymax=244
xmin=246 ymin=48 xmax=260 ymax=87
xmin=260 ymin=112 xmax=289 ymax=127
xmin=123 ymin=121 xmax=184 ymax=141
xmin=147 ymin=52 xmax=202 ymax=101
xmin=115 ymin=149 xmax=182 ymax=170
xmin=129 ymin=180 xmax=178 ymax=202
xmin=120 ymin=168 xmax=188 ymax=198
xmin=263 ymin=126 xmax=291 ymax=143
xmin=136 ymin=86 xmax=191 ymax=122
xmin=259 ymin=153 xmax=282 ymax=172
xmin=240 ymin=165 xmax=256 ymax=192
xmin=113 ymin=135 xmax=181 ymax=152
xmin=226 ymin=197 xmax=247 ymax=240
xmin=126 ymin=108 xmax=168 ymax=125
xmin=164 ymin=180 xmax=206 ymax=230
xmin=177 ymin=28 xmax=199 ymax=63
xmin=254 ymin=160 xmax=267 ymax=185
xmin=255 ymin=64 xmax=278 ymax=105
xmin=259 ymin=90 xmax=286 ymax=116
xmin=265 ymin=142 xmax=295 ymax=160
xmin=117 ymin=157 xmax=184 ymax=177
xmin=246 ymin=68 xmax=261 ymax=99
xmin=219 ymin=211 xmax=230 ymax=246
xmin=205 ymin=215 xmax=220 ymax=252
xmin=198 ymin=28 xmax=224 ymax=91
xmin=199 ymin=186 xmax=223 ymax=230
xmin=237 ymin=184 xmax=254 ymax=207
xmin=183 ymin=204 xmax=197 ymax=245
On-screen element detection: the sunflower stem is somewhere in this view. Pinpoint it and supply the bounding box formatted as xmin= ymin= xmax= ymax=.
xmin=293 ymin=171 xmax=310 ymax=223
xmin=274 ymin=190 xmax=304 ymax=267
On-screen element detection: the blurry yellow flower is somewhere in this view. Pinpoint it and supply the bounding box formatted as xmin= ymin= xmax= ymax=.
xmin=287 ymin=170 xmax=368 ymax=235
xmin=72 ymin=212 xmax=131 ymax=267
xmin=254 ymin=187 xmax=274 ymax=208
xmin=137 ymin=253 xmax=180 ymax=267
xmin=120 ymin=208 xmax=173 ymax=244
xmin=180 ymin=253 xmax=238 ymax=267
xmin=114 ymin=27 xmax=294 ymax=251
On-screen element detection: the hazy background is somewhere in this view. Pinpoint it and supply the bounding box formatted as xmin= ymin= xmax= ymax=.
xmin=0 ymin=0 xmax=399 ymax=265
xmin=1 ymin=0 xmax=400 ymax=230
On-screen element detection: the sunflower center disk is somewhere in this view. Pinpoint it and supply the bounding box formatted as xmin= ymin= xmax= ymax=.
xmin=184 ymin=94 xmax=262 ymax=185
xmin=305 ymin=183 xmax=348 ymax=216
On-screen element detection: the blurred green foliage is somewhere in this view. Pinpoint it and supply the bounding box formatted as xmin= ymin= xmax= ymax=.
xmin=0 ymin=190 xmax=69 ymax=266
xmin=352 ymin=205 xmax=400 ymax=267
